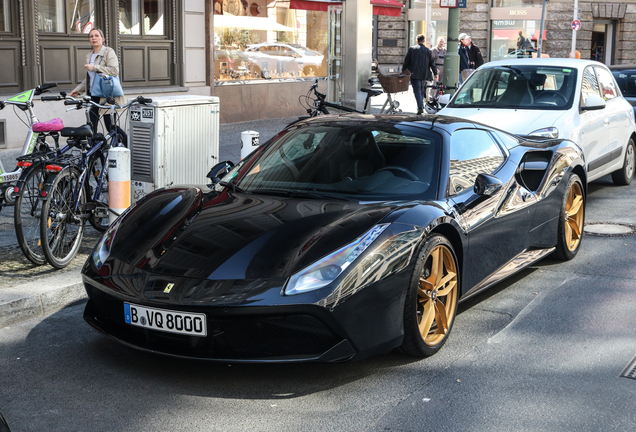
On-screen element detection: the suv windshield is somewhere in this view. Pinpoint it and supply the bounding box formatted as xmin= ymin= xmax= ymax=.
xmin=222 ymin=122 xmax=442 ymax=201
xmin=449 ymin=65 xmax=578 ymax=110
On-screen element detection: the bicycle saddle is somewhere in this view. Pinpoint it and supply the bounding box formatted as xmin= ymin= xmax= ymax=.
xmin=61 ymin=124 xmax=93 ymax=138
xmin=360 ymin=88 xmax=383 ymax=97
xmin=33 ymin=118 xmax=64 ymax=132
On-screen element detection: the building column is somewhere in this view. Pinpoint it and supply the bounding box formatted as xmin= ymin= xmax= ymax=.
xmin=342 ymin=0 xmax=373 ymax=111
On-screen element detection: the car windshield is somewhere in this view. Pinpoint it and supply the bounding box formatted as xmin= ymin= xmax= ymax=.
xmin=222 ymin=121 xmax=442 ymax=201
xmin=449 ymin=65 xmax=578 ymax=110
xmin=611 ymin=69 xmax=636 ymax=97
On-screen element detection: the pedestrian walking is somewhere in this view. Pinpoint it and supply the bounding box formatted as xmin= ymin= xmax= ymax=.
xmin=458 ymin=33 xmax=484 ymax=84
xmin=429 ymin=37 xmax=446 ymax=100
xmin=70 ymin=28 xmax=126 ymax=144
xmin=402 ymin=34 xmax=438 ymax=115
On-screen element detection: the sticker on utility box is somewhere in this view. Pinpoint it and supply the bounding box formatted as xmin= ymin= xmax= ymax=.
xmin=109 ymin=159 xmax=117 ymax=168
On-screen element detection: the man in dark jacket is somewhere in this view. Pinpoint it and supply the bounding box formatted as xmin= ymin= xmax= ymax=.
xmin=458 ymin=33 xmax=484 ymax=84
xmin=402 ymin=34 xmax=438 ymax=115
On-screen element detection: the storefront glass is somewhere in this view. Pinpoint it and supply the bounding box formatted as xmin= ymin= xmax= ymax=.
xmin=0 ymin=0 xmax=10 ymax=33
xmin=120 ymin=0 xmax=142 ymax=35
xmin=38 ymin=0 xmax=95 ymax=34
xmin=144 ymin=0 xmax=165 ymax=35
xmin=490 ymin=19 xmax=543 ymax=61
xmin=214 ymin=1 xmax=329 ymax=82
xmin=408 ymin=1 xmax=447 ymax=48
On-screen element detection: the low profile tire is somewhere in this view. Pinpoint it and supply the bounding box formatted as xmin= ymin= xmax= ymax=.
xmin=611 ymin=139 xmax=635 ymax=185
xmin=553 ymin=173 xmax=585 ymax=261
xmin=401 ymin=234 xmax=459 ymax=357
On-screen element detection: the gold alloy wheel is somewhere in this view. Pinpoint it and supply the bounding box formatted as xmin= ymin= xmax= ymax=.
xmin=417 ymin=245 xmax=458 ymax=346
xmin=564 ymin=182 xmax=584 ymax=251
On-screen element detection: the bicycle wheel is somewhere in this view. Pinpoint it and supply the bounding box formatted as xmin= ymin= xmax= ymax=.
xmin=40 ymin=168 xmax=85 ymax=269
xmin=87 ymin=153 xmax=110 ymax=232
xmin=14 ymin=166 xmax=48 ymax=265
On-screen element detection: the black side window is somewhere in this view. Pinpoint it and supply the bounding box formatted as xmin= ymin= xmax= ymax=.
xmin=449 ymin=129 xmax=504 ymax=195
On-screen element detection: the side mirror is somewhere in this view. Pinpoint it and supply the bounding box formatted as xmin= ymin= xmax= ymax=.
xmin=582 ymin=95 xmax=606 ymax=111
xmin=438 ymin=94 xmax=451 ymax=106
xmin=474 ymin=173 xmax=503 ymax=196
xmin=207 ymin=161 xmax=235 ymax=184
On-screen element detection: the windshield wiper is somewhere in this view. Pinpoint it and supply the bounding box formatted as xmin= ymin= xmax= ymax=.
xmin=218 ymin=181 xmax=247 ymax=194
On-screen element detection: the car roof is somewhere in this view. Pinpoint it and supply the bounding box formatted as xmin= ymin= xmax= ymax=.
xmin=482 ymin=58 xmax=606 ymax=70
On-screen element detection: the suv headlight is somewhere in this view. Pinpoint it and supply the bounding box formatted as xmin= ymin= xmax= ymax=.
xmin=529 ymin=127 xmax=559 ymax=138
xmin=284 ymin=224 xmax=390 ymax=295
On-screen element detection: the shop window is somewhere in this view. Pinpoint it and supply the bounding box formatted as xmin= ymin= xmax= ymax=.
xmin=490 ymin=19 xmax=544 ymax=61
xmin=214 ymin=1 xmax=328 ymax=82
xmin=0 ymin=0 xmax=10 ymax=33
xmin=38 ymin=0 xmax=95 ymax=34
xmin=119 ymin=0 xmax=165 ymax=36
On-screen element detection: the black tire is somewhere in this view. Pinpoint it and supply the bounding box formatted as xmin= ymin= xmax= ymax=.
xmin=40 ymin=168 xmax=85 ymax=269
xmin=14 ymin=166 xmax=47 ymax=265
xmin=401 ymin=234 xmax=460 ymax=357
xmin=553 ymin=173 xmax=585 ymax=261
xmin=86 ymin=153 xmax=110 ymax=232
xmin=611 ymin=139 xmax=635 ymax=185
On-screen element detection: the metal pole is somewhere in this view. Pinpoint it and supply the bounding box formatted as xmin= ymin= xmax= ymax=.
xmin=537 ymin=0 xmax=548 ymax=57
xmin=443 ymin=6 xmax=460 ymax=93
xmin=426 ymin=0 xmax=432 ymax=47
xmin=571 ymin=0 xmax=579 ymax=58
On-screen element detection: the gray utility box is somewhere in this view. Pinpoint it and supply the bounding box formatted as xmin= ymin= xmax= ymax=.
xmin=128 ymin=95 xmax=220 ymax=203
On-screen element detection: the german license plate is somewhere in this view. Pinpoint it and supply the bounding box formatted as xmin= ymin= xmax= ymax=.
xmin=124 ymin=303 xmax=207 ymax=337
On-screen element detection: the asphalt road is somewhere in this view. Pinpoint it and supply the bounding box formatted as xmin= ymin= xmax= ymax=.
xmin=1 ymin=175 xmax=635 ymax=432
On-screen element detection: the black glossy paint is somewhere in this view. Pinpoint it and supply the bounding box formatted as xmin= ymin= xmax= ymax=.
xmin=82 ymin=115 xmax=586 ymax=362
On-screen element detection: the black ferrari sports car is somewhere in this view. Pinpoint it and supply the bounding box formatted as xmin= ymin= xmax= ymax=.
xmin=82 ymin=114 xmax=587 ymax=362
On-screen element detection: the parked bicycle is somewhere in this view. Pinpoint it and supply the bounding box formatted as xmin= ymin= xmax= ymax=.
xmin=38 ymin=95 xmax=152 ymax=268
xmin=0 ymin=83 xmax=60 ymax=214
xmin=424 ymin=82 xmax=457 ymax=114
xmin=298 ymin=78 xmax=391 ymax=117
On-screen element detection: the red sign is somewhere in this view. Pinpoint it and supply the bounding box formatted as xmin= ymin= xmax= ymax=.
xmin=572 ymin=20 xmax=581 ymax=31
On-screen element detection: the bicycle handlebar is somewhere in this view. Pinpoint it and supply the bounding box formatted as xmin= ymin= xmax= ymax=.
xmin=34 ymin=82 xmax=58 ymax=96
xmin=425 ymin=82 xmax=457 ymax=90
xmin=42 ymin=95 xmax=64 ymax=101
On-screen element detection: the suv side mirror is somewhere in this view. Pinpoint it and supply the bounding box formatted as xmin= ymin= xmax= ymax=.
xmin=474 ymin=173 xmax=503 ymax=196
xmin=582 ymin=95 xmax=606 ymax=111
xmin=438 ymin=94 xmax=452 ymax=106
xmin=207 ymin=161 xmax=235 ymax=184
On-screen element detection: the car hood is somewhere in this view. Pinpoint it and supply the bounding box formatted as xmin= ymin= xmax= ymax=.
xmin=105 ymin=187 xmax=400 ymax=280
xmin=439 ymin=107 xmax=568 ymax=135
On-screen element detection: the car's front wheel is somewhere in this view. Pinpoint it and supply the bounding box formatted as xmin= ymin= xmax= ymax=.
xmin=612 ymin=138 xmax=635 ymax=185
xmin=401 ymin=234 xmax=459 ymax=357
xmin=553 ymin=173 xmax=585 ymax=260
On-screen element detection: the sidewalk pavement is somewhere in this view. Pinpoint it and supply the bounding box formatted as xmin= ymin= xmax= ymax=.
xmin=0 ymin=85 xmax=422 ymax=328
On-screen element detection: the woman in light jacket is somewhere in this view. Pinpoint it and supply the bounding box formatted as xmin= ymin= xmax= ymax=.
xmin=71 ymin=28 xmax=125 ymax=140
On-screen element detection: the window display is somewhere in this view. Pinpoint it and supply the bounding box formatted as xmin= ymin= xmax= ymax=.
xmin=490 ymin=19 xmax=544 ymax=61
xmin=38 ymin=0 xmax=95 ymax=34
xmin=214 ymin=1 xmax=328 ymax=82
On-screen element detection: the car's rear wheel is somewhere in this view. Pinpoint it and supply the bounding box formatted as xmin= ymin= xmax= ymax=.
xmin=553 ymin=173 xmax=585 ymax=261
xmin=611 ymin=139 xmax=635 ymax=185
xmin=401 ymin=234 xmax=459 ymax=357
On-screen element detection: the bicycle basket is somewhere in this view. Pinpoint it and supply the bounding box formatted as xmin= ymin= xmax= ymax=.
xmin=378 ymin=70 xmax=410 ymax=94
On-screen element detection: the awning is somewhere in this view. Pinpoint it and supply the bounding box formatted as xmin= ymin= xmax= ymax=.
xmin=290 ymin=0 xmax=404 ymax=17
xmin=214 ymin=14 xmax=297 ymax=31
xmin=531 ymin=30 xmax=547 ymax=40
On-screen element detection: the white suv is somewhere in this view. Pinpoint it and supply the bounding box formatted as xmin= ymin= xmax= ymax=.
xmin=440 ymin=58 xmax=636 ymax=184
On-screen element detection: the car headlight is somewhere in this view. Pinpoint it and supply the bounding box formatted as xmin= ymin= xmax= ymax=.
xmin=92 ymin=218 xmax=122 ymax=270
xmin=284 ymin=224 xmax=390 ymax=296
xmin=529 ymin=127 xmax=559 ymax=138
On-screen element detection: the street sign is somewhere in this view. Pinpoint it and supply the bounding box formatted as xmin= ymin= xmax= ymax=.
xmin=572 ymin=20 xmax=581 ymax=31
xmin=440 ymin=0 xmax=457 ymax=7
xmin=457 ymin=0 xmax=467 ymax=8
